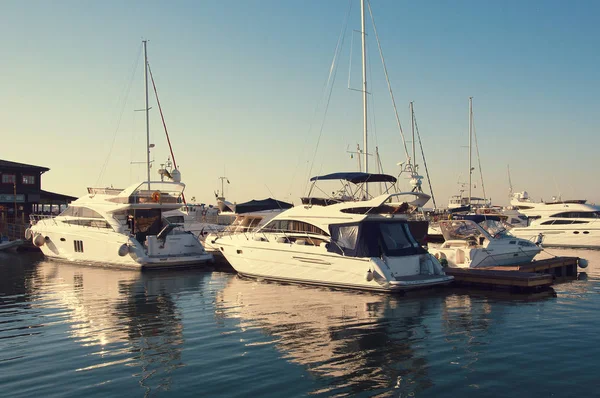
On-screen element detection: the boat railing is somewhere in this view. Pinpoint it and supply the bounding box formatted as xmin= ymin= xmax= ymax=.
xmin=29 ymin=214 xmax=59 ymax=225
xmin=0 ymin=219 xmax=28 ymax=241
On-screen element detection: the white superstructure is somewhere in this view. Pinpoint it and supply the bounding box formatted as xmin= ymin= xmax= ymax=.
xmin=429 ymin=219 xmax=540 ymax=268
xmin=28 ymin=181 xmax=213 ymax=268
xmin=509 ymin=191 xmax=600 ymax=248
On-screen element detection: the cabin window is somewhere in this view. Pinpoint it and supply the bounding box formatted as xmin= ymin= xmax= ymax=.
xmin=64 ymin=219 xmax=111 ymax=228
xmin=2 ymin=174 xmax=16 ymax=184
xmin=379 ymin=223 xmax=415 ymax=252
xmin=551 ymin=211 xmax=600 ymax=219
xmin=22 ymin=175 xmax=36 ymax=185
xmin=540 ymin=220 xmax=555 ymax=225
xmin=263 ymin=220 xmax=328 ymax=236
xmin=60 ymin=206 xmax=104 ymax=219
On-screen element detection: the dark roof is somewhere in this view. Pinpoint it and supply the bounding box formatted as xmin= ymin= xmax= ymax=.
xmin=310 ymin=172 xmax=397 ymax=184
xmin=235 ymin=198 xmax=293 ymax=214
xmin=39 ymin=190 xmax=77 ymax=204
xmin=0 ymin=159 xmax=49 ymax=172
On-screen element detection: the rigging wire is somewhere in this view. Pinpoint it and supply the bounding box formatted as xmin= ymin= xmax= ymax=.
xmin=471 ymin=110 xmax=487 ymax=201
xmin=302 ymin=0 xmax=353 ymax=196
xmin=286 ymin=0 xmax=353 ymax=199
xmin=147 ymin=62 xmax=186 ymax=205
xmin=96 ymin=43 xmax=143 ymax=186
xmin=412 ymin=106 xmax=437 ymax=209
xmin=367 ymin=0 xmax=411 ymax=163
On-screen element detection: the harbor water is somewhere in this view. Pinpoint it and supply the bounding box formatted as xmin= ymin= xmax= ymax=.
xmin=1 ymin=248 xmax=599 ymax=397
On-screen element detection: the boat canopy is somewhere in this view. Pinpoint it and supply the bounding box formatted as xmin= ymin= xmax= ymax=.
xmin=235 ymin=198 xmax=293 ymax=214
xmin=310 ymin=172 xmax=397 ymax=184
xmin=328 ymin=220 xmax=426 ymax=258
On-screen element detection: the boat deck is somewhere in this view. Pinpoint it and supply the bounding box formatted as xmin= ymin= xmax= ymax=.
xmin=444 ymin=256 xmax=580 ymax=291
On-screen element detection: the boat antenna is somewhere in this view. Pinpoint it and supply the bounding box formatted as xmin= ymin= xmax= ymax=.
xmin=143 ymin=40 xmax=151 ymax=190
xmin=507 ymin=164 xmax=513 ymax=196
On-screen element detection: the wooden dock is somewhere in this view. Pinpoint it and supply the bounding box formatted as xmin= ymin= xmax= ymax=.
xmin=444 ymin=256 xmax=580 ymax=291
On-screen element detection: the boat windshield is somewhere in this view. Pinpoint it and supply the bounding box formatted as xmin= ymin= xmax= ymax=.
xmin=479 ymin=220 xmax=508 ymax=238
xmin=440 ymin=220 xmax=487 ymax=242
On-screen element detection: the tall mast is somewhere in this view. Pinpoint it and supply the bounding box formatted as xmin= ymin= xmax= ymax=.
xmin=360 ymin=0 xmax=368 ymax=195
xmin=468 ymin=96 xmax=473 ymax=207
xmin=410 ymin=101 xmax=415 ymax=168
xmin=143 ymin=40 xmax=151 ymax=189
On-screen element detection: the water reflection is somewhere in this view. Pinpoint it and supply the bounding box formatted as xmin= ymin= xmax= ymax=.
xmin=216 ymin=276 xmax=448 ymax=396
xmin=0 ymin=259 xmax=211 ymax=397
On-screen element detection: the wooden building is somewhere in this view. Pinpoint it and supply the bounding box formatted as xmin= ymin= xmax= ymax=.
xmin=0 ymin=159 xmax=76 ymax=238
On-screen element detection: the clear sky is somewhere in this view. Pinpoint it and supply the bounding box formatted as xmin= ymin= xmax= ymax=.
xmin=2 ymin=0 xmax=599 ymax=207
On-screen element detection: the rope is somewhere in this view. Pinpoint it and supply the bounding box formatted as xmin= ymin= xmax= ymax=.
xmin=367 ymin=0 xmax=411 ymax=163
xmin=302 ymin=0 xmax=353 ymax=196
xmin=412 ymin=106 xmax=437 ymax=209
xmin=147 ymin=62 xmax=186 ymax=205
xmin=96 ymin=43 xmax=142 ymax=186
xmin=471 ymin=110 xmax=487 ymax=202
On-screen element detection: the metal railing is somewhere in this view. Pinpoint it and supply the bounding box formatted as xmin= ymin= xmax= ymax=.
xmin=0 ymin=220 xmax=28 ymax=241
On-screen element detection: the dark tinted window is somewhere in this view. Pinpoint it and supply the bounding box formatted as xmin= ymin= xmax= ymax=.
xmin=551 ymin=211 xmax=600 ymax=219
xmin=263 ymin=220 xmax=328 ymax=236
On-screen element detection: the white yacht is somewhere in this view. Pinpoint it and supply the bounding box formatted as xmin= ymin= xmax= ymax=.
xmin=429 ymin=217 xmax=541 ymax=268
xmin=27 ymin=180 xmax=213 ymax=268
xmin=212 ymin=174 xmax=453 ymax=293
xmin=508 ymin=191 xmax=600 ymax=248
xmin=26 ymin=41 xmax=212 ymax=268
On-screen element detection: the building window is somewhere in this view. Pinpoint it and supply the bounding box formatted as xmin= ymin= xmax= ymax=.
xmin=22 ymin=175 xmax=36 ymax=185
xmin=2 ymin=174 xmax=16 ymax=184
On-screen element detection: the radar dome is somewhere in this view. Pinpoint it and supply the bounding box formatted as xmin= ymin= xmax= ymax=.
xmin=171 ymin=169 xmax=181 ymax=183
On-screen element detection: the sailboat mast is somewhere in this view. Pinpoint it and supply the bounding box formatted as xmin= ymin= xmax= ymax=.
xmin=360 ymin=0 xmax=368 ymax=194
xmin=143 ymin=40 xmax=151 ymax=189
xmin=468 ymin=96 xmax=473 ymax=207
xmin=410 ymin=101 xmax=415 ymax=167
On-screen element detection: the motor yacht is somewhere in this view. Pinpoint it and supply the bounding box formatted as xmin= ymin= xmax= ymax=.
xmin=508 ymin=191 xmax=600 ymax=248
xmin=27 ymin=180 xmax=213 ymax=268
xmin=212 ymin=173 xmax=453 ymax=292
xmin=26 ymin=41 xmax=212 ymax=268
xmin=429 ymin=216 xmax=541 ymax=268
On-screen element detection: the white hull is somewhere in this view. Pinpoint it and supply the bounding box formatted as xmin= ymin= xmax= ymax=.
xmin=31 ymin=227 xmax=213 ymax=269
xmin=510 ymin=225 xmax=600 ymax=249
xmin=216 ymin=236 xmax=452 ymax=292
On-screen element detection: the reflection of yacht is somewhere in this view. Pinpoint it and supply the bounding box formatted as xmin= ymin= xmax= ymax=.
xmin=213 ymin=174 xmax=453 ymax=292
xmin=27 ymin=42 xmax=212 ymax=269
xmin=30 ymin=261 xmax=201 ymax=392
xmin=216 ymin=275 xmax=436 ymax=394
xmin=509 ymin=191 xmax=600 ymax=248
xmin=429 ymin=217 xmax=540 ymax=268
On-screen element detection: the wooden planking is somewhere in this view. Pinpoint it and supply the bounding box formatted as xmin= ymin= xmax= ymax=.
xmin=445 ymin=268 xmax=554 ymax=288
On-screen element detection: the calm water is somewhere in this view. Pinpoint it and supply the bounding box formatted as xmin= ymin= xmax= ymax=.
xmin=1 ymin=249 xmax=598 ymax=397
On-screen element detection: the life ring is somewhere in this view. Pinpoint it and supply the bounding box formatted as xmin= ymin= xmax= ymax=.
xmin=201 ymin=209 xmax=207 ymax=217
xmin=151 ymin=191 xmax=161 ymax=202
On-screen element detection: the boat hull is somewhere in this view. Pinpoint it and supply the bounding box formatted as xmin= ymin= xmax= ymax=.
xmin=510 ymin=226 xmax=600 ymax=249
xmin=29 ymin=225 xmax=213 ymax=269
xmin=215 ymin=237 xmax=453 ymax=292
